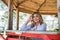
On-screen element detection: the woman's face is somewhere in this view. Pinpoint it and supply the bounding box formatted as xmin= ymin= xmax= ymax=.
xmin=32 ymin=14 xmax=40 ymax=23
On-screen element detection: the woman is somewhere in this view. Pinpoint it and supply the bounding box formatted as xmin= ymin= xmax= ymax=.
xmin=20 ymin=12 xmax=46 ymax=31
xmin=20 ymin=12 xmax=46 ymax=40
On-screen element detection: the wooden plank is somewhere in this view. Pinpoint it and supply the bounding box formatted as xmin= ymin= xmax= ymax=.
xmin=19 ymin=7 xmax=57 ymax=15
xmin=6 ymin=30 xmax=60 ymax=34
xmin=20 ymin=1 xmax=39 ymax=10
xmin=40 ymin=0 xmax=57 ymax=11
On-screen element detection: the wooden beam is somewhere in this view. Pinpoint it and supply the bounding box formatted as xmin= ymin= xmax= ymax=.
xmin=16 ymin=8 xmax=19 ymax=30
xmin=16 ymin=0 xmax=27 ymax=8
xmin=30 ymin=0 xmax=46 ymax=11
xmin=2 ymin=0 xmax=8 ymax=5
xmin=19 ymin=7 xmax=57 ymax=15
xmin=8 ymin=0 xmax=13 ymax=30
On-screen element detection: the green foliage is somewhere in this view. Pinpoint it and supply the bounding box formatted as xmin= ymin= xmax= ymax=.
xmin=1 ymin=10 xmax=28 ymax=21
xmin=1 ymin=11 xmax=8 ymax=21
xmin=54 ymin=28 xmax=59 ymax=31
xmin=0 ymin=30 xmax=4 ymax=33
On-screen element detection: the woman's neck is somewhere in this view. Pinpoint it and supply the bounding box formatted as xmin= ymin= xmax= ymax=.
xmin=35 ymin=22 xmax=40 ymax=26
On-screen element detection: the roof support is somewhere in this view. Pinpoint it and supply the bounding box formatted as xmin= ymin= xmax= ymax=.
xmin=57 ymin=0 xmax=60 ymax=31
xmin=30 ymin=0 xmax=46 ymax=12
xmin=16 ymin=0 xmax=27 ymax=8
xmin=8 ymin=0 xmax=13 ymax=30
xmin=16 ymin=8 xmax=19 ymax=30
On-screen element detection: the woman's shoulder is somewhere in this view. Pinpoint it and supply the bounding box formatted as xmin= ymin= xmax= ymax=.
xmin=40 ymin=23 xmax=47 ymax=28
xmin=37 ymin=23 xmax=46 ymax=31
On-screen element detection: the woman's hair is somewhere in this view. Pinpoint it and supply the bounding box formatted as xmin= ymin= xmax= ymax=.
xmin=31 ymin=12 xmax=43 ymax=28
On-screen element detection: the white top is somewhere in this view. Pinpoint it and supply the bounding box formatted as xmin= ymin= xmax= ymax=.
xmin=20 ymin=23 xmax=46 ymax=31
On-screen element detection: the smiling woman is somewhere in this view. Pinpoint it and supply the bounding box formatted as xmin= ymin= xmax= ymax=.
xmin=20 ymin=12 xmax=46 ymax=31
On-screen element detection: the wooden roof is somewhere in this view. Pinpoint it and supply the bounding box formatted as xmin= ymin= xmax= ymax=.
xmin=2 ymin=0 xmax=57 ymax=15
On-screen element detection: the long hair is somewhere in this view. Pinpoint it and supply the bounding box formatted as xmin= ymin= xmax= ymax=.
xmin=31 ymin=12 xmax=43 ymax=28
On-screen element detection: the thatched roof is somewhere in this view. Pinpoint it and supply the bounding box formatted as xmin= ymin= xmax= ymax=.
xmin=2 ymin=0 xmax=57 ymax=15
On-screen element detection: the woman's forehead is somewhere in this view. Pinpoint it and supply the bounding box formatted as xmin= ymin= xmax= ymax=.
xmin=33 ymin=14 xmax=40 ymax=16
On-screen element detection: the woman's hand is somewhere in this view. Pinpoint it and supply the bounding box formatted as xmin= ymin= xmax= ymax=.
xmin=25 ymin=15 xmax=32 ymax=25
xmin=27 ymin=15 xmax=32 ymax=22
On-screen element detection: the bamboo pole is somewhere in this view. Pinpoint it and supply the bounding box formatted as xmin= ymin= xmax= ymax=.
xmin=16 ymin=8 xmax=19 ymax=30
xmin=8 ymin=0 xmax=13 ymax=30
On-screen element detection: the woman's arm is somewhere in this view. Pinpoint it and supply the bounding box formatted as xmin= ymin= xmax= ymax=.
xmin=20 ymin=24 xmax=31 ymax=31
xmin=20 ymin=15 xmax=32 ymax=31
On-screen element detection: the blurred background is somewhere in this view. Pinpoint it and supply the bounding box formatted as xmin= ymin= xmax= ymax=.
xmin=0 ymin=0 xmax=59 ymax=33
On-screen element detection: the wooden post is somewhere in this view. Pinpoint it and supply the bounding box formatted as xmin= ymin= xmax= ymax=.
xmin=16 ymin=8 xmax=19 ymax=30
xmin=57 ymin=0 xmax=60 ymax=31
xmin=8 ymin=0 xmax=13 ymax=30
